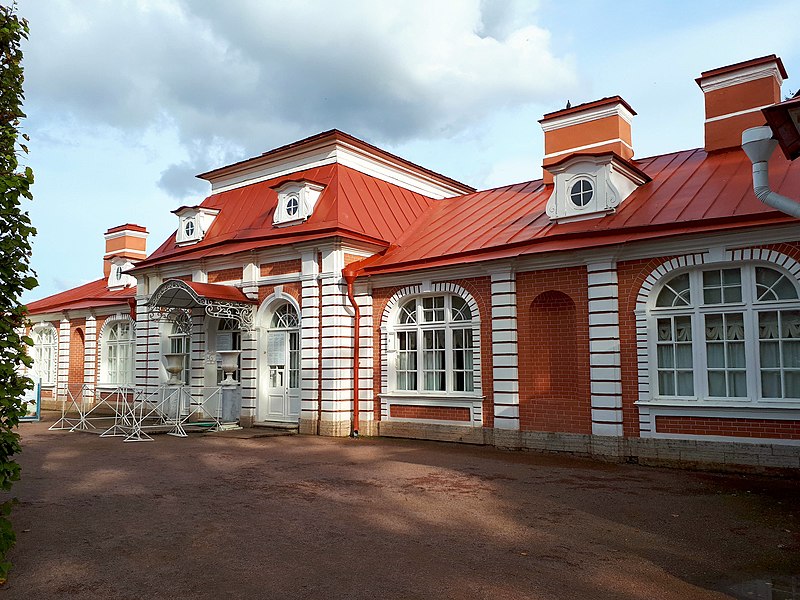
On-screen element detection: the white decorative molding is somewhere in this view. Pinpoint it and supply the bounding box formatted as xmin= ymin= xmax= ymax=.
xmin=697 ymin=62 xmax=784 ymax=93
xmin=634 ymin=248 xmax=800 ymax=435
xmin=202 ymin=136 xmax=472 ymax=199
xmin=546 ymin=154 xmax=647 ymax=223
xmin=490 ymin=271 xmax=519 ymax=430
xmin=148 ymin=279 xmax=255 ymax=330
xmin=540 ymin=102 xmax=635 ymax=132
xmin=379 ymin=282 xmax=483 ymax=423
xmin=587 ymin=262 xmax=623 ymax=436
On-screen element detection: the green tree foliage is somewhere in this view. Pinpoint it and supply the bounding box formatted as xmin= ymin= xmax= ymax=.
xmin=0 ymin=2 xmax=36 ymax=583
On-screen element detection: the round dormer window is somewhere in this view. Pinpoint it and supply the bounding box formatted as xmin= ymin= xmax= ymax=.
xmin=286 ymin=194 xmax=299 ymax=217
xmin=569 ymin=179 xmax=593 ymax=208
xmin=184 ymin=218 xmax=195 ymax=238
xmin=115 ymin=266 xmax=123 ymax=281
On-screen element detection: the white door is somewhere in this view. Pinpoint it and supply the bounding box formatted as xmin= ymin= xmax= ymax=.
xmin=260 ymin=304 xmax=300 ymax=422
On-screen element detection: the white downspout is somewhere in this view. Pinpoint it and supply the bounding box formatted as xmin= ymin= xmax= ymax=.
xmin=741 ymin=126 xmax=800 ymax=218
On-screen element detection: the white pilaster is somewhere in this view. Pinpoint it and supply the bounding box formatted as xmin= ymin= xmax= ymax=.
xmin=587 ymin=262 xmax=623 ymax=436
xmin=84 ymin=315 xmax=97 ymax=393
xmin=240 ymin=327 xmax=258 ymax=422
xmin=300 ymin=251 xmax=321 ymax=426
xmin=57 ymin=317 xmax=70 ymax=399
xmin=491 ymin=271 xmax=519 ymax=430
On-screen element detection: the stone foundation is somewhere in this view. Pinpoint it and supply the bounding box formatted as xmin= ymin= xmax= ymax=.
xmin=372 ymin=421 xmax=800 ymax=473
xmin=318 ymin=418 xmax=352 ymax=437
xmin=378 ymin=421 xmax=489 ymax=445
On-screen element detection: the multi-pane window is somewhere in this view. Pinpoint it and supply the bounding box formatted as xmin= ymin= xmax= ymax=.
xmin=270 ymin=304 xmax=300 ymax=389
xmin=651 ymin=264 xmax=800 ymax=402
xmin=32 ymin=325 xmax=58 ymax=385
xmin=394 ymin=294 xmax=475 ymax=393
xmin=104 ymin=321 xmax=135 ymax=385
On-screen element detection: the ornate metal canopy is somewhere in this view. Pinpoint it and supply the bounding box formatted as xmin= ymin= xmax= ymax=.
xmin=148 ymin=279 xmax=256 ymax=330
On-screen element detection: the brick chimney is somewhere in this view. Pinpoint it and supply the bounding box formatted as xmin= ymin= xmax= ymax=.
xmin=696 ymin=55 xmax=787 ymax=153
xmin=103 ymin=224 xmax=148 ymax=277
xmin=539 ymin=96 xmax=635 ymax=184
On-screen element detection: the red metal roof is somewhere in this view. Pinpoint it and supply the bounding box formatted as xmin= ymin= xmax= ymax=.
xmin=137 ymin=163 xmax=438 ymax=268
xmin=26 ymin=278 xmax=134 ymax=315
xmin=355 ymin=147 xmax=800 ymax=277
xmin=183 ymin=281 xmax=256 ymax=304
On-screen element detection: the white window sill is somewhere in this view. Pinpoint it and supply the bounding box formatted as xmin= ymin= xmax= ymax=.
xmin=379 ymin=393 xmax=484 ymax=403
xmin=636 ymin=399 xmax=800 ymax=411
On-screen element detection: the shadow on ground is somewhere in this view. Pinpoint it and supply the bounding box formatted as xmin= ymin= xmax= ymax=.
xmin=2 ymin=416 xmax=798 ymax=599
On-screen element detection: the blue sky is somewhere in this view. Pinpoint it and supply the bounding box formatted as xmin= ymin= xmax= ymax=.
xmin=17 ymin=0 xmax=800 ymax=301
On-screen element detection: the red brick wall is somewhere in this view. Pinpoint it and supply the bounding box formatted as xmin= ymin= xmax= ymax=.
xmin=372 ymin=276 xmax=493 ymax=426
xmin=656 ymin=416 xmax=800 ymax=440
xmin=207 ymin=268 xmax=242 ymax=283
xmin=68 ymin=320 xmax=86 ymax=386
xmin=617 ymin=256 xmax=679 ymax=437
xmin=344 ymin=253 xmax=365 ymax=267
xmin=517 ymin=267 xmax=590 ymax=434
xmin=260 ymin=260 xmax=302 ymax=277
xmin=389 ymin=405 xmax=471 ymax=422
xmin=173 ymin=274 xmax=192 ymax=282
xmin=258 ymin=282 xmax=302 ymax=306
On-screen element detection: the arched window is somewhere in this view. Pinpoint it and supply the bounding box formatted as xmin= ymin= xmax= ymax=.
xmin=216 ymin=318 xmax=241 ymax=384
xmin=32 ymin=324 xmax=58 ymax=385
xmin=649 ymin=264 xmax=800 ymax=402
xmin=167 ymin=311 xmax=191 ymax=385
xmin=393 ymin=294 xmax=475 ymax=393
xmin=101 ymin=319 xmax=135 ymax=386
xmin=269 ymin=303 xmax=300 ymax=390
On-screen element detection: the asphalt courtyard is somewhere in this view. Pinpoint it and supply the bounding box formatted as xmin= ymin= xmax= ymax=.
xmin=2 ymin=414 xmax=799 ymax=599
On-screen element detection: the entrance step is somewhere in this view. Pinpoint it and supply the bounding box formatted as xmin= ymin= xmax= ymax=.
xmin=253 ymin=421 xmax=299 ymax=433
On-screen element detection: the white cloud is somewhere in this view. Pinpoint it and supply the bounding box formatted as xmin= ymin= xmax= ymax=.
xmin=21 ymin=0 xmax=577 ymax=195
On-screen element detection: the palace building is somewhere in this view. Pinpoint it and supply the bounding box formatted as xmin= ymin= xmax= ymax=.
xmin=27 ymin=55 xmax=800 ymax=470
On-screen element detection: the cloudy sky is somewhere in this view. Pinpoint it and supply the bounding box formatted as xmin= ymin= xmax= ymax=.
xmin=17 ymin=0 xmax=800 ymax=301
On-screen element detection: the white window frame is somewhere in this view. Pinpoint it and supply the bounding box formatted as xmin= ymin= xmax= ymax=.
xmin=387 ymin=293 xmax=480 ymax=398
xmin=31 ymin=324 xmax=58 ymax=386
xmin=647 ymin=262 xmax=800 ymax=408
xmin=99 ymin=317 xmax=135 ymax=387
xmin=161 ymin=310 xmax=191 ymax=385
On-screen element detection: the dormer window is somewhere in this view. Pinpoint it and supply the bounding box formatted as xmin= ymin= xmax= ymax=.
xmin=545 ymin=154 xmax=650 ymax=223
xmin=108 ymin=258 xmax=136 ymax=290
xmin=569 ymin=178 xmax=593 ymax=208
xmin=272 ymin=180 xmax=324 ymax=227
xmin=285 ymin=193 xmax=300 ymax=217
xmin=172 ymin=206 xmax=220 ymax=245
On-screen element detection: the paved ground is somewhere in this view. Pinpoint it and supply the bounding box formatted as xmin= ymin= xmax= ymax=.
xmin=2 ymin=414 xmax=799 ymax=599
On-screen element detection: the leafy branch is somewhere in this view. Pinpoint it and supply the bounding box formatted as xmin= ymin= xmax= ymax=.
xmin=0 ymin=1 xmax=36 ymax=584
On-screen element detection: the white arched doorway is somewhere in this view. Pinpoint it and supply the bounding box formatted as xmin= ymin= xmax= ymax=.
xmin=260 ymin=301 xmax=301 ymax=422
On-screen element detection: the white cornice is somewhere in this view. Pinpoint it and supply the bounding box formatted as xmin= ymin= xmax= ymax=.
xmin=541 ymin=103 xmax=635 ymax=132
xmin=205 ymin=138 xmax=471 ymax=199
xmin=104 ymin=230 xmax=148 ymax=241
xmin=698 ymin=63 xmax=784 ymax=93
xmin=543 ymin=138 xmax=634 ymax=160
xmin=705 ymin=103 xmax=775 ymax=123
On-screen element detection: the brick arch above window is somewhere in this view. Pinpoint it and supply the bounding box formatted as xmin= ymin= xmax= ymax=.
xmin=380 ymin=282 xmax=481 ymax=328
xmin=379 ymin=282 xmax=483 ymax=408
xmin=633 ymin=248 xmax=800 ymax=419
xmin=634 ymin=249 xmax=800 ymax=314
